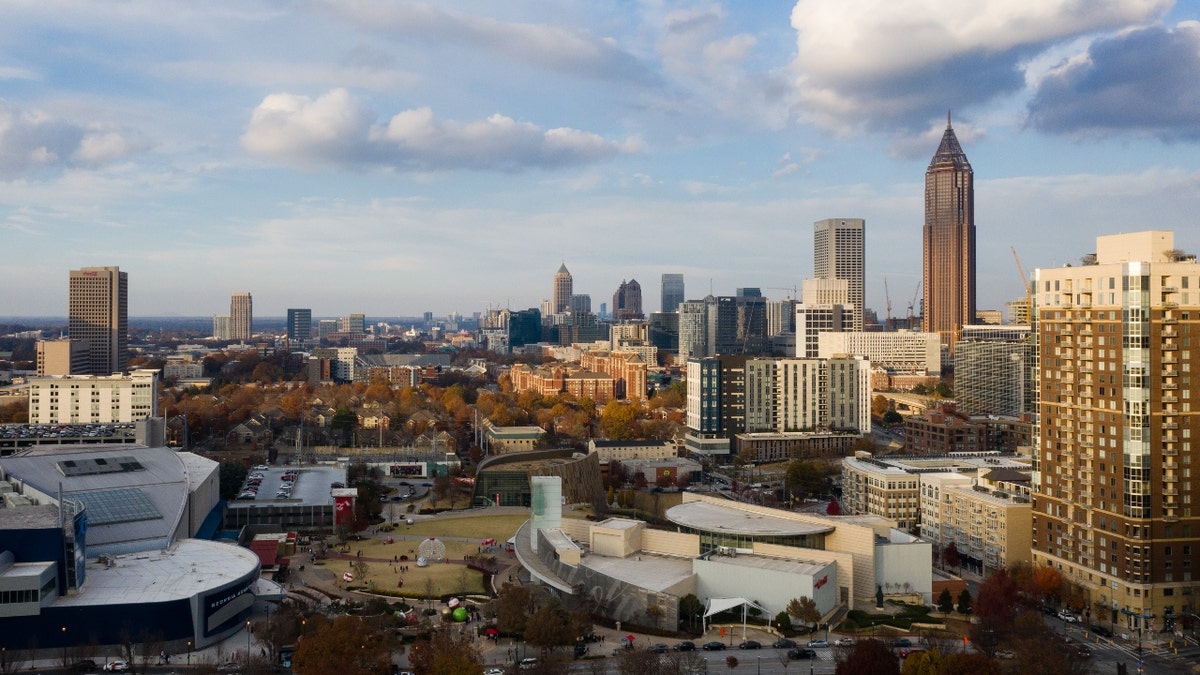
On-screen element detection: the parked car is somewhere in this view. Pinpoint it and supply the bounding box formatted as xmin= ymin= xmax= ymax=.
xmin=674 ymin=641 xmax=696 ymax=651
xmin=995 ymin=649 xmax=1015 ymax=659
xmin=899 ymin=647 xmax=926 ymax=659
xmin=787 ymin=648 xmax=817 ymax=660
xmin=1076 ymin=647 xmax=1092 ymax=658
xmin=1058 ymin=609 xmax=1078 ymax=623
xmin=103 ymin=662 xmax=130 ymax=672
xmin=738 ymin=640 xmax=761 ymax=650
xmin=807 ymin=639 xmax=829 ymax=648
xmin=649 ymin=643 xmax=670 ymax=654
xmin=1089 ymin=624 xmax=1113 ymax=638
xmin=835 ymin=637 xmax=855 ymax=646
xmin=702 ymin=641 xmax=727 ymax=651
xmin=772 ymin=638 xmax=797 ymax=649
xmin=891 ymin=638 xmax=913 ymax=648
xmin=518 ymin=657 xmax=538 ymax=670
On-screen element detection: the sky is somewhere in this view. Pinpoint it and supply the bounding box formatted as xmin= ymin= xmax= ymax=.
xmin=2 ymin=0 xmax=1199 ymax=319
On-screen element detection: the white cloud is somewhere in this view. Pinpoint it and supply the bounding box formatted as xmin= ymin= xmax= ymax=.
xmin=789 ymin=0 xmax=1172 ymax=132
xmin=241 ymin=89 xmax=637 ymax=170
xmin=0 ymin=101 xmax=141 ymax=178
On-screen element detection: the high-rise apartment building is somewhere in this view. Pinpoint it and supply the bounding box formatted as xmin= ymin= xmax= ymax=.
xmin=287 ymin=308 xmax=312 ymax=344
xmin=230 ymin=292 xmax=252 ymax=341
xmin=661 ymin=274 xmax=685 ymax=313
xmin=68 ymin=266 xmax=128 ymax=374
xmin=340 ymin=313 xmax=366 ymax=335
xmin=1031 ymin=230 xmax=1198 ymax=635
xmin=796 ymin=278 xmax=851 ymax=358
xmin=612 ymin=279 xmax=644 ymax=321
xmin=212 ymin=315 xmax=231 ymax=340
xmin=553 ymin=262 xmax=573 ymax=314
xmin=953 ymin=325 xmax=1032 ymax=417
xmin=922 ymin=114 xmax=975 ymax=350
xmin=568 ymin=294 xmax=592 ymax=315
xmin=814 ymin=218 xmax=865 ymax=332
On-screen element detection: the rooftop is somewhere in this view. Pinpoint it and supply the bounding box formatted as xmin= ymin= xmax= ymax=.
xmin=666 ymin=500 xmax=835 ymax=537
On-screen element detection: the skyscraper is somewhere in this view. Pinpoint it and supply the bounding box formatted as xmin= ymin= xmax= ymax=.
xmin=1031 ymin=230 xmax=1197 ymax=636
xmin=661 ymin=273 xmax=685 ymax=313
xmin=287 ymin=308 xmax=312 ymax=343
xmin=553 ymin=262 xmax=573 ymax=314
xmin=612 ymin=279 xmax=643 ymax=321
xmin=922 ymin=113 xmax=975 ymax=349
xmin=230 ymin=292 xmax=252 ymax=341
xmin=69 ymin=266 xmax=127 ymax=374
xmin=814 ymin=218 xmax=865 ymax=332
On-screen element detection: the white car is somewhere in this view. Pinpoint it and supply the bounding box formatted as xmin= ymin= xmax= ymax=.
xmin=484 ymin=670 xmax=505 ymax=675
xmin=103 ymin=661 xmax=130 ymax=672
xmin=835 ymin=637 xmax=855 ymax=646
xmin=1058 ymin=610 xmax=1078 ymax=623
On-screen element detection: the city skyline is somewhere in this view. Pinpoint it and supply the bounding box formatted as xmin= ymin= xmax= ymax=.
xmin=2 ymin=2 xmax=1199 ymax=318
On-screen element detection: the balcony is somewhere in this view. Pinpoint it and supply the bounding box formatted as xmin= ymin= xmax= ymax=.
xmin=1162 ymin=343 xmax=1179 ymax=351
xmin=1163 ymin=446 xmax=1178 ymax=455
xmin=1162 ymin=329 xmax=1178 ymax=338
xmin=1164 ymin=515 xmax=1180 ymax=523
xmin=1164 ymin=383 xmax=1178 ymax=390
xmin=1163 ymin=396 xmax=1178 ymax=403
xmin=1163 ymin=422 xmax=1179 ymax=430
xmin=1163 ymin=488 xmax=1178 ymax=496
xmin=1162 ymin=286 xmax=1178 ymax=294
xmin=1163 ymin=317 xmax=1178 ymax=324
xmin=1164 ymin=475 xmax=1178 ymax=483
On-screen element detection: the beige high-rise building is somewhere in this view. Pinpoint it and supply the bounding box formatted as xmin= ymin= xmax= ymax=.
xmin=69 ymin=266 xmax=127 ymax=374
xmin=553 ymin=262 xmax=573 ymax=314
xmin=230 ymin=292 xmax=252 ymax=341
xmin=922 ymin=114 xmax=975 ymax=350
xmin=36 ymin=339 xmax=88 ymax=376
xmin=1032 ymin=230 xmax=1198 ymax=634
xmin=814 ymin=218 xmax=865 ymax=332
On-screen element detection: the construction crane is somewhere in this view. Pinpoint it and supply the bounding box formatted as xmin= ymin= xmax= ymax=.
xmin=765 ymin=286 xmax=800 ymax=300
xmin=884 ymin=278 xmax=893 ymax=329
xmin=1011 ymin=246 xmax=1032 ymax=323
xmin=907 ymin=281 xmax=922 ymax=329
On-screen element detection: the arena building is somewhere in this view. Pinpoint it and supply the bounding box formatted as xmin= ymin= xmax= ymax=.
xmin=0 ymin=445 xmax=261 ymax=651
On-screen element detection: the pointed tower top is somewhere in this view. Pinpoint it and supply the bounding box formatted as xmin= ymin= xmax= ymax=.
xmin=929 ymin=114 xmax=971 ymax=171
xmin=556 ymin=261 xmax=570 ymax=275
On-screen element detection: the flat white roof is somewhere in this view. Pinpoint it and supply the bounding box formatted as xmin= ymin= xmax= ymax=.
xmin=705 ymin=553 xmax=831 ymax=577
xmin=56 ymin=539 xmax=259 ymax=607
xmin=666 ymin=501 xmax=835 ymax=537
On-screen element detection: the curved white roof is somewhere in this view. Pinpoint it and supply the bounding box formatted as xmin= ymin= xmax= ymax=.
xmin=665 ymin=500 xmax=835 ymax=537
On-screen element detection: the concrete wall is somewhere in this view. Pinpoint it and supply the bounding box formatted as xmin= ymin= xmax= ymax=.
xmin=875 ymin=534 xmax=934 ymax=603
xmin=641 ymin=529 xmax=700 ymax=558
xmin=754 ymin=542 xmax=855 ymax=612
xmin=693 ymin=557 xmax=837 ymax=621
xmin=535 ymin=529 xmax=688 ymax=630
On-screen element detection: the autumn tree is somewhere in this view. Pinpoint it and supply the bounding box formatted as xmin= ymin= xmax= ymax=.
xmin=940 ymin=652 xmax=1002 ymax=675
xmin=835 ymin=638 xmax=899 ymax=675
xmin=899 ymin=648 xmax=942 ymax=675
xmin=941 ymin=541 xmax=961 ymax=570
xmin=787 ymin=596 xmax=821 ymax=634
xmin=786 ymin=460 xmax=830 ymax=500
xmin=525 ymin=600 xmax=575 ymax=651
xmin=293 ymin=615 xmax=392 ymax=675
xmin=407 ymin=626 xmax=482 ymax=675
xmin=599 ymin=400 xmax=642 ymax=440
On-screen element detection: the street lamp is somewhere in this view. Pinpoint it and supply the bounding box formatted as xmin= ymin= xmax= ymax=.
xmin=186 ymin=641 xmax=192 ymax=666
xmin=61 ymin=626 xmax=67 ymax=665
xmin=246 ymin=619 xmax=252 ymax=666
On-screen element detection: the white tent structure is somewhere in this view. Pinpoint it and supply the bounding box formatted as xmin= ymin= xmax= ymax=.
xmin=702 ymin=597 xmax=770 ymax=642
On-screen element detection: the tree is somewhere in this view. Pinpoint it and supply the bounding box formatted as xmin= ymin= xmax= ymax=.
xmin=956 ymin=588 xmax=972 ymax=615
xmin=350 ymin=559 xmax=370 ymax=585
xmin=724 ymin=655 xmax=739 ymax=671
xmin=941 ymin=541 xmax=960 ymax=570
xmin=599 ymin=400 xmax=641 ymax=440
xmin=899 ymin=648 xmax=942 ymax=675
xmin=645 ymin=603 xmax=665 ymax=630
xmin=525 ymin=601 xmax=575 ymax=651
xmin=787 ymin=596 xmax=820 ymax=634
xmin=292 ymin=616 xmax=392 ymax=675
xmin=679 ymin=593 xmax=704 ymax=632
xmin=408 ymin=626 xmax=482 ymax=675
xmin=937 ymin=588 xmax=954 ymax=614
xmin=940 ymin=652 xmax=1003 ymax=675
xmin=835 ymin=638 xmax=899 ymax=675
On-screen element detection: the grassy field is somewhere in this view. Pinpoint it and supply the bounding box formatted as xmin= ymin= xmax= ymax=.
xmin=389 ymin=514 xmax=529 ymax=540
xmin=315 ymin=513 xmax=534 ymax=598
